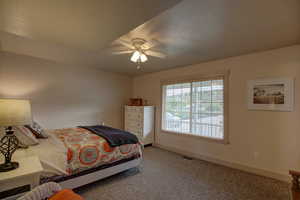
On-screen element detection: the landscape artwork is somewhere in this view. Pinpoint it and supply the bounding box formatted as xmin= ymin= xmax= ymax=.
xmin=248 ymin=78 xmax=294 ymax=111
xmin=253 ymin=83 xmax=284 ymax=104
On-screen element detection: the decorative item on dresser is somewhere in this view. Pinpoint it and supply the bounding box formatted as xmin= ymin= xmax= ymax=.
xmin=124 ymin=106 xmax=155 ymax=146
xmin=0 ymin=99 xmax=32 ymax=172
xmin=128 ymin=98 xmax=148 ymax=106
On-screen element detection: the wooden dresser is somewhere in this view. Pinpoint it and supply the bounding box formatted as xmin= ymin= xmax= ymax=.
xmin=124 ymin=106 xmax=155 ymax=146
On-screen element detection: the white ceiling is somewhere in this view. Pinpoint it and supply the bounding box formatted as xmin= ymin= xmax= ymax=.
xmin=1 ymin=0 xmax=300 ymax=76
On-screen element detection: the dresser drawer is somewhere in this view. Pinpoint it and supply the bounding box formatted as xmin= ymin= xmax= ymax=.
xmin=125 ymin=124 xmax=143 ymax=132
xmin=125 ymin=113 xmax=143 ymax=122
xmin=125 ymin=120 xmax=143 ymax=128
xmin=125 ymin=106 xmax=143 ymax=113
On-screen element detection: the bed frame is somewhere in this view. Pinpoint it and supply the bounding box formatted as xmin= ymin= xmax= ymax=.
xmin=53 ymin=157 xmax=142 ymax=189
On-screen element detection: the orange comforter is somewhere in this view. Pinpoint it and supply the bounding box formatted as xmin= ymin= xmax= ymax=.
xmin=52 ymin=128 xmax=142 ymax=175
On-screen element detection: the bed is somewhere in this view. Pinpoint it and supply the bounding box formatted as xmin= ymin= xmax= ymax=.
xmin=3 ymin=127 xmax=143 ymax=189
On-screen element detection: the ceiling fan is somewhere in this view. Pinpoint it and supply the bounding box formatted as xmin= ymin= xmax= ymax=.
xmin=112 ymin=38 xmax=166 ymax=69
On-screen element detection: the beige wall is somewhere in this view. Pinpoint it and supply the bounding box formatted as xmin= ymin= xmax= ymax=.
xmin=133 ymin=45 xmax=300 ymax=179
xmin=0 ymin=52 xmax=132 ymax=129
xmin=1 ymin=45 xmax=299 ymax=179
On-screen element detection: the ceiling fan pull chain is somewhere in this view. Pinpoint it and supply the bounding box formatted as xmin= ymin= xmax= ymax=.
xmin=137 ymin=59 xmax=141 ymax=70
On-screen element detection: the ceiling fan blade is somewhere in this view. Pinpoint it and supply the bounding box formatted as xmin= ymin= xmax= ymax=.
xmin=115 ymin=39 xmax=134 ymax=50
xmin=111 ymin=50 xmax=133 ymax=55
xmin=144 ymin=39 xmax=161 ymax=49
xmin=145 ymin=50 xmax=166 ymax=58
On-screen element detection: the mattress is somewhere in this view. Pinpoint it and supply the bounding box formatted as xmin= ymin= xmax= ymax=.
xmin=2 ymin=128 xmax=142 ymax=178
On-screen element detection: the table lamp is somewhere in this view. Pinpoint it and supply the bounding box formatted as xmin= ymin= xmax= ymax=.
xmin=0 ymin=99 xmax=32 ymax=172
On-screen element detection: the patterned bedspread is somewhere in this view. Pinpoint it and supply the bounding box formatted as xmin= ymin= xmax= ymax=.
xmin=51 ymin=128 xmax=142 ymax=175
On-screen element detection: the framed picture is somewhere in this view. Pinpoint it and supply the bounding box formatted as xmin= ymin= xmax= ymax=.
xmin=247 ymin=78 xmax=294 ymax=111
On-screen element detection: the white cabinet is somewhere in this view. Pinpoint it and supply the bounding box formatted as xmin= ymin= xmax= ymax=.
xmin=124 ymin=106 xmax=155 ymax=145
xmin=0 ymin=156 xmax=43 ymax=200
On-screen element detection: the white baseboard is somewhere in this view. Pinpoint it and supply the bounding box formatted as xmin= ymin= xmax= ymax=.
xmin=153 ymin=143 xmax=290 ymax=183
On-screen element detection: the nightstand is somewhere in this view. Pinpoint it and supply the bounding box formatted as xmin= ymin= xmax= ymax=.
xmin=0 ymin=156 xmax=43 ymax=200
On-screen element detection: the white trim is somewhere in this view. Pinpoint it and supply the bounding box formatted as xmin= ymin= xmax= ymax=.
xmin=59 ymin=158 xmax=142 ymax=189
xmin=161 ymin=129 xmax=228 ymax=144
xmin=153 ymin=144 xmax=290 ymax=182
xmin=189 ymin=82 xmax=193 ymax=133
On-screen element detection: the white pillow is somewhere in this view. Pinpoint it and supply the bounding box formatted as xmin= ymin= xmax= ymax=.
xmin=14 ymin=126 xmax=39 ymax=146
xmin=25 ymin=121 xmax=49 ymax=139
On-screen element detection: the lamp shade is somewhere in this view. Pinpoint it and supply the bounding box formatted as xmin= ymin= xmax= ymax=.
xmin=0 ymin=99 xmax=32 ymax=126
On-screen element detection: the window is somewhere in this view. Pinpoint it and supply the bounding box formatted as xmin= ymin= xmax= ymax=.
xmin=162 ymin=76 xmax=227 ymax=142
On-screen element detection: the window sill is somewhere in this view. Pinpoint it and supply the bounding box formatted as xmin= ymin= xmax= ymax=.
xmin=161 ymin=129 xmax=229 ymax=145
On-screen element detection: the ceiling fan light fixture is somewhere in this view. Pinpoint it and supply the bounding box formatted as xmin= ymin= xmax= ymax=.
xmin=130 ymin=51 xmax=140 ymax=62
xmin=140 ymin=53 xmax=148 ymax=62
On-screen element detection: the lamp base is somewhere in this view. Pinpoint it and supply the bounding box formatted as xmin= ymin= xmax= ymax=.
xmin=0 ymin=162 xmax=19 ymax=172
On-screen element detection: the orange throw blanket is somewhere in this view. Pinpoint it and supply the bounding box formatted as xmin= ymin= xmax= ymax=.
xmin=49 ymin=189 xmax=84 ymax=200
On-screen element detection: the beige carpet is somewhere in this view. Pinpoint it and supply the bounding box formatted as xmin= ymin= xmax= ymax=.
xmin=76 ymin=147 xmax=290 ymax=200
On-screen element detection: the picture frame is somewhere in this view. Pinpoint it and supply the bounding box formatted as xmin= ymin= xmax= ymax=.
xmin=247 ymin=78 xmax=294 ymax=111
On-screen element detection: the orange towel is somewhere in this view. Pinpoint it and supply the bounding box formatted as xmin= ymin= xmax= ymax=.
xmin=49 ymin=189 xmax=84 ymax=200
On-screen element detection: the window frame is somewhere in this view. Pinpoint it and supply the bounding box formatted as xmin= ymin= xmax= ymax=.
xmin=160 ymin=72 xmax=229 ymax=144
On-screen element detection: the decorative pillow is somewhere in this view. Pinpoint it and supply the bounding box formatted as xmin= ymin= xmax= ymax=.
xmin=49 ymin=189 xmax=84 ymax=200
xmin=14 ymin=126 xmax=39 ymax=146
xmin=25 ymin=121 xmax=48 ymax=139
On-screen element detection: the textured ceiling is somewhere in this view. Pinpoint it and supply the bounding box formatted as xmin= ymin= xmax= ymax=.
xmin=0 ymin=0 xmax=180 ymax=50
xmin=0 ymin=0 xmax=300 ymax=76
xmin=0 ymin=0 xmax=181 ymax=66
